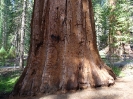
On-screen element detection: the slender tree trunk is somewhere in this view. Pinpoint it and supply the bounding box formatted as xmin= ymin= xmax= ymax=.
xmin=108 ymin=0 xmax=116 ymax=62
xmin=11 ymin=0 xmax=116 ymax=97
xmin=0 ymin=1 xmax=2 ymax=45
xmin=19 ymin=0 xmax=27 ymax=69
xmin=2 ymin=22 xmax=6 ymax=48
xmin=1 ymin=0 xmax=7 ymax=48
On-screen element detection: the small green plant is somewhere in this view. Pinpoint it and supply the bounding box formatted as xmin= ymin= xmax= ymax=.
xmin=0 ymin=47 xmax=7 ymax=58
xmin=0 ymin=47 xmax=7 ymax=66
xmin=109 ymin=66 xmax=125 ymax=77
xmin=6 ymin=46 xmax=16 ymax=59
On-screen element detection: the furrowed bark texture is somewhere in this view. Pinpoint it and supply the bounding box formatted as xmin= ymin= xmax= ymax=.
xmin=11 ymin=0 xmax=116 ymax=96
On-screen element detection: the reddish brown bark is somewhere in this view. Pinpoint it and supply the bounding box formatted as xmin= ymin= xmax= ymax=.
xmin=10 ymin=0 xmax=116 ymax=97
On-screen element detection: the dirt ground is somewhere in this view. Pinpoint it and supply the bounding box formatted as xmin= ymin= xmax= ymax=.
xmin=8 ymin=75 xmax=133 ymax=99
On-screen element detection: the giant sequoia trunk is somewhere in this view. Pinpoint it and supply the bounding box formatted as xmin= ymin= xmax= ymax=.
xmin=11 ymin=0 xmax=116 ymax=96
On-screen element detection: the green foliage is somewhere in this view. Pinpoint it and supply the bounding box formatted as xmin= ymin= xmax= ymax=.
xmin=6 ymin=46 xmax=16 ymax=58
xmin=0 ymin=47 xmax=7 ymax=66
xmin=0 ymin=72 xmax=19 ymax=93
xmin=0 ymin=47 xmax=7 ymax=59
xmin=0 ymin=0 xmax=33 ymax=66
xmin=93 ymin=0 xmax=133 ymax=49
xmin=111 ymin=1 xmax=133 ymax=44
xmin=110 ymin=66 xmax=124 ymax=77
xmin=99 ymin=34 xmax=108 ymax=42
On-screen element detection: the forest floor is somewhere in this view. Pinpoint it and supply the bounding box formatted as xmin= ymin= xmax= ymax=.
xmin=10 ymin=75 xmax=133 ymax=99
xmin=0 ymin=64 xmax=133 ymax=99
